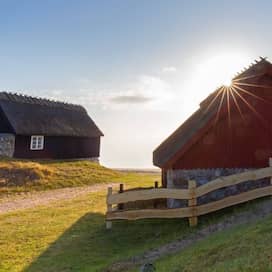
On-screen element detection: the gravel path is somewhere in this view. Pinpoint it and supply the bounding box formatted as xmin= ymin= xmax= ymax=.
xmin=0 ymin=183 xmax=115 ymax=214
xmin=105 ymin=198 xmax=272 ymax=272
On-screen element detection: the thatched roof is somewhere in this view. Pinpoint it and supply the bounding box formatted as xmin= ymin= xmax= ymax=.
xmin=153 ymin=58 xmax=272 ymax=167
xmin=153 ymin=102 xmax=218 ymax=167
xmin=0 ymin=92 xmax=103 ymax=137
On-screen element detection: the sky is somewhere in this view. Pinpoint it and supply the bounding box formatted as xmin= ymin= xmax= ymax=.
xmin=0 ymin=0 xmax=271 ymax=168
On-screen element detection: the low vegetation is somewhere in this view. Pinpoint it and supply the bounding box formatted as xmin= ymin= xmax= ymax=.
xmin=0 ymin=159 xmax=158 ymax=195
xmin=0 ymin=160 xmax=54 ymax=186
xmin=148 ymin=215 xmax=272 ymax=272
xmin=1 ymin=175 xmax=271 ymax=272
xmin=0 ymin=178 xmax=180 ymax=272
xmin=1 ymin=159 xmax=271 ymax=271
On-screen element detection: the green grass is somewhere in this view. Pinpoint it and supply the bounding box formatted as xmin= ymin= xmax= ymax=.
xmin=0 ymin=158 xmax=159 ymax=195
xmin=1 ymin=159 xmax=272 ymax=271
xmin=1 ymin=174 xmax=271 ymax=272
xmin=0 ymin=179 xmax=191 ymax=272
xmin=137 ymin=215 xmax=272 ymax=272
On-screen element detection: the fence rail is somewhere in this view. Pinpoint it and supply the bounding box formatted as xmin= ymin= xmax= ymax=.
xmin=195 ymin=166 xmax=272 ymax=197
xmin=107 ymin=188 xmax=190 ymax=204
xmin=105 ymin=165 xmax=272 ymax=229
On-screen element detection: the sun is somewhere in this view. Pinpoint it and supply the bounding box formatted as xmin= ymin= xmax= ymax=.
xmin=178 ymin=51 xmax=252 ymax=114
xmin=194 ymin=52 xmax=251 ymax=95
xmin=199 ymin=53 xmax=250 ymax=87
xmin=222 ymin=77 xmax=233 ymax=87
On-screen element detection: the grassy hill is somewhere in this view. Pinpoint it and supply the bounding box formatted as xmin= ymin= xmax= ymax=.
xmin=0 ymin=159 xmax=159 ymax=195
xmin=149 ymin=215 xmax=272 ymax=272
xmin=1 ymin=176 xmax=271 ymax=272
xmin=1 ymin=159 xmax=271 ymax=271
xmin=0 ymin=175 xmax=166 ymax=272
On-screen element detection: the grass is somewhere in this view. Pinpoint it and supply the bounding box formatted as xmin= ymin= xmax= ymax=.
xmin=0 ymin=179 xmax=191 ymax=272
xmin=1 ymin=159 xmax=272 ymax=271
xmin=145 ymin=215 xmax=272 ymax=272
xmin=0 ymin=158 xmax=159 ymax=195
xmin=1 ymin=173 xmax=271 ymax=272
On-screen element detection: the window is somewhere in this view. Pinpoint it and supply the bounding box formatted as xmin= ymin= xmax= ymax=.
xmin=30 ymin=135 xmax=44 ymax=150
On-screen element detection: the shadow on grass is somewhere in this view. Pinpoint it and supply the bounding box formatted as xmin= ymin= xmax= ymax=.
xmin=23 ymin=211 xmax=191 ymax=272
xmin=23 ymin=196 xmax=268 ymax=272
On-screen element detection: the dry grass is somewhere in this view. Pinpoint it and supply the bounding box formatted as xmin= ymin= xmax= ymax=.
xmin=0 ymin=161 xmax=55 ymax=186
xmin=0 ymin=158 xmax=160 ymax=196
xmin=0 ymin=159 xmax=124 ymax=195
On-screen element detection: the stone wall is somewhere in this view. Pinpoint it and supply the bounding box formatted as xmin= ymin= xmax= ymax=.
xmin=0 ymin=134 xmax=15 ymax=158
xmin=167 ymin=168 xmax=269 ymax=208
xmin=89 ymin=157 xmax=100 ymax=163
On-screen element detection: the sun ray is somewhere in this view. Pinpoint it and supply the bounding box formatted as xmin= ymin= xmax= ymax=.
xmin=203 ymin=87 xmax=224 ymax=114
xmin=226 ymin=88 xmax=231 ymax=129
xmin=233 ymin=83 xmax=272 ymax=105
xmin=232 ymin=73 xmax=264 ymax=82
xmin=234 ymin=82 xmax=272 ymax=89
xmin=229 ymin=86 xmax=245 ymax=121
xmin=231 ymin=87 xmax=268 ymax=127
xmin=213 ymin=86 xmax=226 ymax=126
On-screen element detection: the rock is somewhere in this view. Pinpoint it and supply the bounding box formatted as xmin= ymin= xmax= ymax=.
xmin=140 ymin=263 xmax=156 ymax=272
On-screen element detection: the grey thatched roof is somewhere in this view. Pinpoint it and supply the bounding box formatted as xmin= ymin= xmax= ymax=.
xmin=153 ymin=58 xmax=272 ymax=168
xmin=0 ymin=92 xmax=103 ymax=137
xmin=153 ymin=102 xmax=218 ymax=167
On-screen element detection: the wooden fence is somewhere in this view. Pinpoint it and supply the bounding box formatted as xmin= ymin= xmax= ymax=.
xmin=105 ymin=165 xmax=272 ymax=229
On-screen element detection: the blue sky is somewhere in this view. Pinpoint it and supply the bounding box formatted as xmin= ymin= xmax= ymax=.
xmin=0 ymin=0 xmax=271 ymax=167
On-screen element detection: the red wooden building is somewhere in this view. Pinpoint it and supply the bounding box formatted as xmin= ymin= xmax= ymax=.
xmin=153 ymin=58 xmax=272 ymax=187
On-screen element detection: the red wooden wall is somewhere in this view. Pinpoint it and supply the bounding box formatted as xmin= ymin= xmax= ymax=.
xmin=171 ymin=74 xmax=272 ymax=170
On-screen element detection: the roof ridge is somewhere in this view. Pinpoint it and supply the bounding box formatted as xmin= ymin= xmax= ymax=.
xmin=0 ymin=91 xmax=86 ymax=113
xmin=233 ymin=56 xmax=270 ymax=80
xmin=154 ymin=57 xmax=272 ymax=167
xmin=200 ymin=57 xmax=271 ymax=108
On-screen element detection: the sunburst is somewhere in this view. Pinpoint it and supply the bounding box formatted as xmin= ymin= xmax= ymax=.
xmin=214 ymin=86 xmax=226 ymax=126
xmin=204 ymin=78 xmax=272 ymax=133
xmin=229 ymin=85 xmax=244 ymax=121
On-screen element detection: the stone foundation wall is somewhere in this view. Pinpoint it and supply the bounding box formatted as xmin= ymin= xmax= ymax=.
xmin=0 ymin=134 xmax=15 ymax=158
xmin=167 ymin=168 xmax=269 ymax=208
xmin=89 ymin=157 xmax=100 ymax=163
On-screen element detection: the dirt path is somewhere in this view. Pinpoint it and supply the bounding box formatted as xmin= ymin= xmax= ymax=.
xmin=0 ymin=183 xmax=115 ymax=214
xmin=105 ymin=198 xmax=272 ymax=272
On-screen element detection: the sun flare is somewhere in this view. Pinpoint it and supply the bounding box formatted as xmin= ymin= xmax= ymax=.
xmin=197 ymin=53 xmax=251 ymax=89
xmin=222 ymin=77 xmax=233 ymax=87
xmin=180 ymin=52 xmax=252 ymax=113
xmin=202 ymin=56 xmax=272 ymax=134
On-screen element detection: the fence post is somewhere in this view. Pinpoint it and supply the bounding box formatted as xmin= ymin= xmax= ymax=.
xmin=167 ymin=169 xmax=174 ymax=187
xmin=154 ymin=181 xmax=159 ymax=208
xmin=106 ymin=187 xmax=113 ymax=229
xmin=166 ymin=169 xmax=174 ymax=208
xmin=269 ymin=158 xmax=272 ymax=185
xmin=118 ymin=183 xmax=124 ymax=210
xmin=188 ymin=180 xmax=198 ymax=227
xmin=269 ymin=159 xmax=272 ymax=198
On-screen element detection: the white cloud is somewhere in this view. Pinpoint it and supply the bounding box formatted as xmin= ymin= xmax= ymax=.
xmin=72 ymin=75 xmax=172 ymax=110
xmin=108 ymin=75 xmax=172 ymax=109
xmin=162 ymin=66 xmax=177 ymax=73
xmin=18 ymin=74 xmax=173 ymax=111
xmin=110 ymin=94 xmax=153 ymax=104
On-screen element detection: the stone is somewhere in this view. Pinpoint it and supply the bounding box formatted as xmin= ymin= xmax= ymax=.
xmin=140 ymin=263 xmax=156 ymax=272
xmin=167 ymin=168 xmax=269 ymax=208
xmin=0 ymin=133 xmax=15 ymax=157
